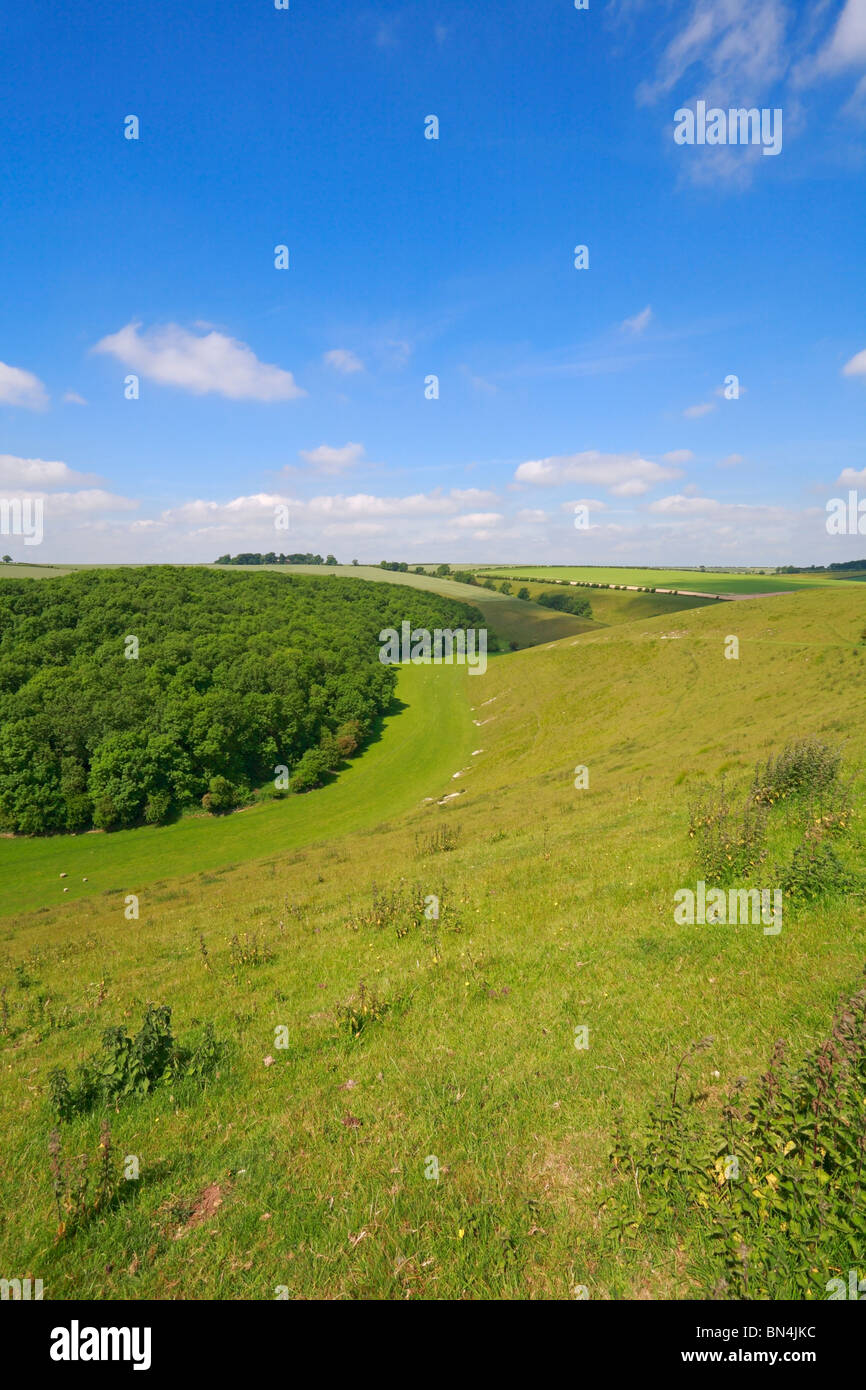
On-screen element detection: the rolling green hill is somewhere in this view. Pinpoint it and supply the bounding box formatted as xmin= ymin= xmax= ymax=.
xmin=1 ymin=580 xmax=865 ymax=1300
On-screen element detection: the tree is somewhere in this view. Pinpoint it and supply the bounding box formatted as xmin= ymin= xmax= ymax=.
xmin=1 ymin=556 xmax=11 ymax=564
xmin=326 ymin=554 xmax=337 ymax=566
xmin=517 ymin=587 xmax=530 ymax=600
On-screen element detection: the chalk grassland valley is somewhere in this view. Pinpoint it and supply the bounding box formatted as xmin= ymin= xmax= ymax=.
xmin=0 ymin=563 xmax=865 ymax=1300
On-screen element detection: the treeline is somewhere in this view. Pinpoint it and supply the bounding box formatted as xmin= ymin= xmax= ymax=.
xmin=215 ymin=553 xmax=338 ymax=566
xmin=0 ymin=567 xmax=487 ymax=835
xmin=777 ymin=560 xmax=866 ymax=574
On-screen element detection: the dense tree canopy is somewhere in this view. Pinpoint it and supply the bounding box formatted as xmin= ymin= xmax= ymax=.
xmin=0 ymin=567 xmax=487 ymax=834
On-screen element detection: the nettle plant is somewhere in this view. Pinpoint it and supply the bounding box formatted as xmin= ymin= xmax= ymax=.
xmin=48 ymin=1004 xmax=224 ymax=1121
xmin=606 ymin=975 xmax=866 ymax=1299
xmin=688 ymin=737 xmax=859 ymax=903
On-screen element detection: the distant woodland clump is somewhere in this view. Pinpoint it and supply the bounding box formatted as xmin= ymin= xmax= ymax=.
xmin=215 ymin=552 xmax=337 ymax=565
xmin=0 ymin=566 xmax=487 ymax=834
xmin=535 ymin=590 xmax=593 ymax=617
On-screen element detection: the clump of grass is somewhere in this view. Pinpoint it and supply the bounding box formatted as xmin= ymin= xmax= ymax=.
xmin=343 ymin=880 xmax=462 ymax=939
xmin=335 ymin=980 xmax=391 ymax=1037
xmin=414 ymin=823 xmax=461 ymax=856
xmin=228 ymin=931 xmax=274 ymax=979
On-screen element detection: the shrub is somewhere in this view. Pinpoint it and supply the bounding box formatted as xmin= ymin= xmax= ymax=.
xmin=290 ymin=747 xmax=331 ymax=793
xmin=144 ymin=789 xmax=172 ymax=824
xmin=202 ymin=775 xmax=238 ymax=814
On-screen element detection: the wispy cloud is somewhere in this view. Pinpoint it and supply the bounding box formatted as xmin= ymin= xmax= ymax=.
xmin=298 ymin=442 xmax=366 ymax=475
xmin=323 ymin=348 xmax=364 ymax=374
xmin=621 ymin=305 xmax=653 ymax=334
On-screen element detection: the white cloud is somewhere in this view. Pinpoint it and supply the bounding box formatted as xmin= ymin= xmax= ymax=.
xmin=0 ymin=454 xmax=100 ymax=489
xmin=0 ymin=361 xmax=49 ymax=410
xmin=449 ymin=487 xmax=500 ymax=506
xmin=621 ymin=305 xmax=653 ymax=334
xmin=837 ymin=467 xmax=866 ymax=484
xmin=323 ymin=348 xmax=364 ymax=374
xmin=44 ymin=490 xmax=138 ymax=515
xmin=560 ymin=497 xmax=606 ymax=511
xmin=514 ymin=450 xmax=682 ymax=496
xmin=842 ymin=347 xmax=866 ymax=376
xmin=662 ymin=449 xmax=694 ymax=464
xmin=63 ymin=391 xmax=87 ymax=405
xmin=452 ymin=512 xmax=503 ymax=528
xmin=299 ymin=442 xmax=366 ymax=475
xmin=92 ymin=322 xmax=305 ymax=401
xmin=683 ymin=401 xmax=716 ymax=418
xmin=718 ymin=453 xmax=744 ymax=467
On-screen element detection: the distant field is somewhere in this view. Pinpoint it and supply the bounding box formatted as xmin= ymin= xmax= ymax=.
xmin=0 ymin=562 xmax=75 ymax=579
xmin=515 ymin=580 xmax=714 ymax=624
xmin=473 ymin=566 xmax=863 ymax=595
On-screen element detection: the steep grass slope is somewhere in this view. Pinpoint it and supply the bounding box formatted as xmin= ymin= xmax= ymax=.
xmin=1 ymin=586 xmax=864 ymax=1299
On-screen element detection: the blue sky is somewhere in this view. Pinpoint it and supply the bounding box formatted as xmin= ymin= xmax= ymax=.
xmin=1 ymin=0 xmax=865 ymax=565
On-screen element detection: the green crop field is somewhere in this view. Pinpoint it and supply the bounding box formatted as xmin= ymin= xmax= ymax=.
xmin=2 ymin=574 xmax=865 ymax=1301
xmin=473 ymin=565 xmax=864 ymax=595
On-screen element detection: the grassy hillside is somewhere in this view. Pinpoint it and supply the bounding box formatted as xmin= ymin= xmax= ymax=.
xmin=1 ymin=585 xmax=864 ymax=1299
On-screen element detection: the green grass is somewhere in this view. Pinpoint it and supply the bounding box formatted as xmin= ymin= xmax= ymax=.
xmin=1 ymin=584 xmax=865 ymax=1299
